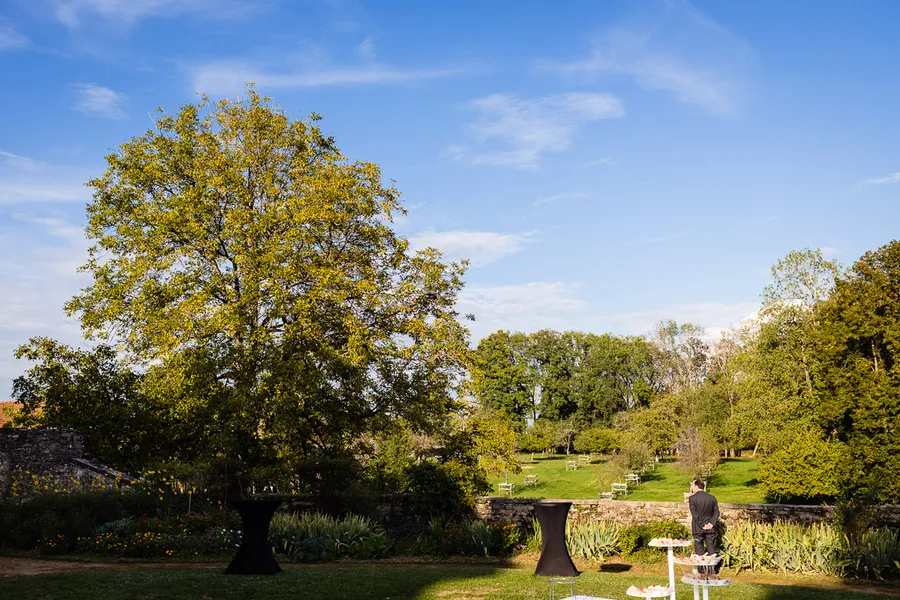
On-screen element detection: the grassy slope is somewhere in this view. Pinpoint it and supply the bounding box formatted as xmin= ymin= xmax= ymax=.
xmin=489 ymin=456 xmax=765 ymax=503
xmin=0 ymin=566 xmax=885 ymax=600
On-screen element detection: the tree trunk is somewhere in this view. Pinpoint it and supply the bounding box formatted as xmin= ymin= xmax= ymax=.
xmin=752 ymin=441 xmax=760 ymax=458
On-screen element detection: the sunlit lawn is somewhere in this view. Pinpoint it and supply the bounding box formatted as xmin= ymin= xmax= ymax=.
xmin=0 ymin=566 xmax=887 ymax=600
xmin=489 ymin=456 xmax=765 ymax=503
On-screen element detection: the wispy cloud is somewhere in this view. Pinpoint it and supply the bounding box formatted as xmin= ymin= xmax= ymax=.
xmin=458 ymin=281 xmax=587 ymax=339
xmin=71 ymin=83 xmax=127 ymax=119
xmin=856 ymin=172 xmax=900 ymax=186
xmin=409 ymin=230 xmax=533 ymax=267
xmin=0 ymin=150 xmax=47 ymax=170
xmin=0 ymin=151 xmax=90 ymax=206
xmin=590 ymin=301 xmax=760 ymax=342
xmin=539 ymin=0 xmax=752 ymax=116
xmin=534 ymin=191 xmax=587 ymax=207
xmin=357 ymin=37 xmax=376 ymax=60
xmin=0 ymin=211 xmax=92 ymax=398
xmin=189 ymin=60 xmax=464 ymax=95
xmin=0 ymin=20 xmax=28 ymax=51
xmin=745 ymin=215 xmax=778 ymax=227
xmin=586 ymin=157 xmax=614 ymax=167
xmin=449 ymin=92 xmax=624 ymax=169
xmin=626 ymin=228 xmax=697 ymax=246
xmin=52 ymin=0 xmax=255 ymax=27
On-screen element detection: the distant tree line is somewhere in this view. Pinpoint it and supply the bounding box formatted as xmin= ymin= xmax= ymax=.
xmin=470 ymin=245 xmax=900 ymax=506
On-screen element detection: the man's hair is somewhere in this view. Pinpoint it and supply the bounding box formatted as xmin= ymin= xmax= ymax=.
xmin=692 ymin=478 xmax=706 ymax=490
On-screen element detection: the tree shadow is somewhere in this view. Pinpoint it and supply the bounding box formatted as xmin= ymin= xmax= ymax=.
xmin=598 ymin=563 xmax=632 ymax=573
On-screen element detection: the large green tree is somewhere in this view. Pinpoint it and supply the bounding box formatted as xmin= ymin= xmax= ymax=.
xmin=56 ymin=88 xmax=470 ymax=484
xmin=814 ymin=240 xmax=900 ymax=503
xmin=471 ymin=331 xmax=533 ymax=423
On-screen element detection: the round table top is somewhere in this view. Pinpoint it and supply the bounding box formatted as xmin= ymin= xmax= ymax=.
xmin=625 ymin=585 xmax=673 ymax=598
xmin=681 ymin=576 xmax=731 ymax=587
xmin=648 ymin=538 xmax=692 ymax=548
xmin=672 ymin=555 xmax=723 ymax=565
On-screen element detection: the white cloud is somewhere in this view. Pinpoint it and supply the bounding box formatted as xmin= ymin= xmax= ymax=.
xmin=357 ymin=37 xmax=376 ymax=60
xmin=0 ymin=212 xmax=92 ymax=399
xmin=450 ymin=92 xmax=624 ymax=169
xmin=0 ymin=22 xmax=28 ymax=51
xmin=627 ymin=228 xmax=697 ymax=246
xmin=410 ymin=230 xmax=532 ymax=267
xmin=190 ymin=60 xmax=463 ymax=95
xmin=71 ymin=83 xmax=127 ymax=120
xmin=458 ymin=279 xmax=758 ymax=345
xmin=0 ymin=151 xmax=91 ymax=205
xmin=820 ymin=247 xmax=840 ymax=257
xmin=590 ymin=301 xmax=760 ymax=338
xmin=856 ymin=172 xmax=900 ymax=186
xmin=0 ymin=150 xmax=46 ymax=170
xmin=534 ymin=191 xmax=588 ymax=207
xmin=52 ymin=0 xmax=252 ymax=27
xmin=539 ymin=1 xmax=751 ymax=116
xmin=459 ymin=282 xmax=587 ymax=339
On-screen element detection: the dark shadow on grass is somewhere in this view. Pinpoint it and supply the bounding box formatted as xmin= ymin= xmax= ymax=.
xmin=598 ymin=563 xmax=631 ymax=573
xmin=0 ymin=562 xmax=513 ymax=600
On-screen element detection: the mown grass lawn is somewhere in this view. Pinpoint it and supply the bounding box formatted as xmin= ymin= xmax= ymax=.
xmin=489 ymin=456 xmax=765 ymax=503
xmin=0 ymin=565 xmax=887 ymax=600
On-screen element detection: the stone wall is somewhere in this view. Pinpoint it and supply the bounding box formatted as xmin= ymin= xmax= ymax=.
xmin=0 ymin=428 xmax=132 ymax=499
xmin=474 ymin=497 xmax=900 ymax=528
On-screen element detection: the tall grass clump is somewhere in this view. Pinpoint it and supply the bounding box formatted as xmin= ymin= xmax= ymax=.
xmin=526 ymin=518 xmax=620 ymax=561
xmin=269 ymin=512 xmax=390 ymax=561
xmin=723 ymin=521 xmax=900 ymax=580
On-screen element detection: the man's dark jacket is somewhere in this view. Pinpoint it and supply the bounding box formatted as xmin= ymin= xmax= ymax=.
xmin=688 ymin=490 xmax=720 ymax=536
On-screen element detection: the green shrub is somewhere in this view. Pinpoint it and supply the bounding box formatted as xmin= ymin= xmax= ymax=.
xmin=618 ymin=520 xmax=690 ymax=556
xmin=756 ymin=431 xmax=848 ymax=503
xmin=403 ymin=460 xmax=486 ymax=522
xmin=574 ymin=428 xmax=618 ymax=455
xmin=423 ymin=517 xmax=522 ymax=557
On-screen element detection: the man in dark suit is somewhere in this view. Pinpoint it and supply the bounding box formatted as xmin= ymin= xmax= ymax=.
xmin=688 ymin=478 xmax=719 ymax=575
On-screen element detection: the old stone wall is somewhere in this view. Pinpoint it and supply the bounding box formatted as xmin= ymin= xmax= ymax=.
xmin=474 ymin=497 xmax=900 ymax=528
xmin=0 ymin=428 xmax=131 ymax=499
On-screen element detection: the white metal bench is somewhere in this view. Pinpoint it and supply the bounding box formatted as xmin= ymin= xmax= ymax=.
xmin=524 ymin=474 xmax=538 ymax=486
xmin=565 ymin=460 xmax=578 ymax=471
xmin=578 ymin=454 xmax=591 ymax=464
xmin=626 ymin=472 xmax=641 ymax=485
xmin=611 ymin=482 xmax=628 ymax=497
xmin=498 ymin=482 xmax=514 ymax=495
xmin=598 ymin=491 xmax=615 ymax=500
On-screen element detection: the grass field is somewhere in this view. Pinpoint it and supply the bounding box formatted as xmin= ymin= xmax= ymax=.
xmin=0 ymin=565 xmax=888 ymax=600
xmin=488 ymin=456 xmax=765 ymax=503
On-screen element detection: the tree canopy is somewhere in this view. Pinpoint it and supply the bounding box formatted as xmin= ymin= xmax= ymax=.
xmin=18 ymin=88 xmax=471 ymax=489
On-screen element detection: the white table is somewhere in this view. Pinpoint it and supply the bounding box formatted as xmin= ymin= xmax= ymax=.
xmin=625 ymin=586 xmax=673 ymax=600
xmin=673 ymin=556 xmax=729 ymax=600
xmin=648 ymin=538 xmax=693 ymax=600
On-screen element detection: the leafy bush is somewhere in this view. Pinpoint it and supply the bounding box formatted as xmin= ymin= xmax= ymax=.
xmin=618 ymin=520 xmax=690 ymax=556
xmin=403 ymin=460 xmax=487 ymax=522
xmin=757 ymin=431 xmax=849 ymax=503
xmin=423 ymin=517 xmax=522 ymax=557
xmin=574 ymin=428 xmax=619 ymax=455
xmin=269 ymin=512 xmax=391 ymax=562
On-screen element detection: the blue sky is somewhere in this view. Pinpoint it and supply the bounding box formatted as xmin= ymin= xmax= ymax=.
xmin=1 ymin=0 xmax=899 ymax=398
